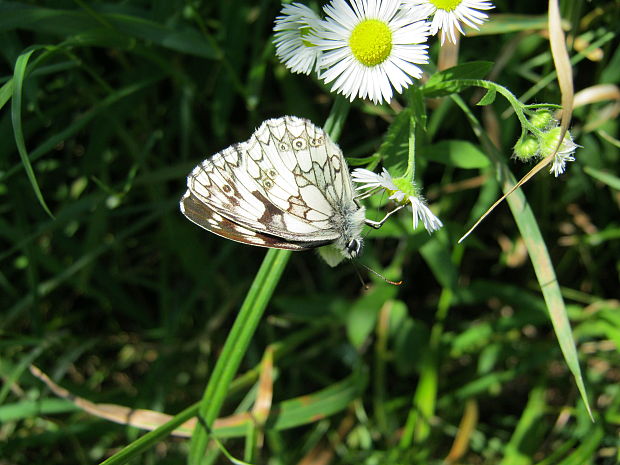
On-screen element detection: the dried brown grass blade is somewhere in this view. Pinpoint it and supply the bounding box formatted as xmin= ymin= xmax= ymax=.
xmin=573 ymin=84 xmax=620 ymax=108
xmin=438 ymin=36 xmax=460 ymax=71
xmin=252 ymin=346 xmax=275 ymax=425
xmin=29 ymin=365 xmax=251 ymax=437
xmin=444 ymin=399 xmax=479 ymax=464
xmin=458 ymin=156 xmax=551 ymax=243
xmin=573 ymin=84 xmax=620 ymax=132
xmin=549 ymin=0 xmax=574 ymax=142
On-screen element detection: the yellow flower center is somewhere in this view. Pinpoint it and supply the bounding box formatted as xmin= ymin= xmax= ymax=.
xmin=430 ymin=0 xmax=463 ymax=12
xmin=348 ymin=19 xmax=392 ymax=67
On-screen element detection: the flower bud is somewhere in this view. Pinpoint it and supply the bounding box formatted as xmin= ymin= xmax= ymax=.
xmin=513 ymin=135 xmax=539 ymax=161
xmin=529 ymin=109 xmax=555 ymax=130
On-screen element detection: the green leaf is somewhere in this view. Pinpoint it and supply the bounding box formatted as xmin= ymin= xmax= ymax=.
xmin=392 ymin=315 xmax=429 ymax=376
xmin=499 ymin=384 xmax=548 ymax=465
xmin=0 ymin=79 xmax=13 ymax=112
xmin=11 ymin=47 xmax=54 ymax=218
xmin=265 ymin=371 xmax=367 ymax=432
xmin=555 ymin=425 xmax=604 ymax=465
xmin=467 ymin=13 xmax=551 ymax=35
xmin=0 ymin=2 xmax=219 ymax=59
xmin=377 ymin=107 xmax=411 ymax=177
xmin=421 ymin=61 xmax=493 ymax=98
xmin=420 ymin=232 xmax=458 ymax=290
xmin=584 ymin=166 xmax=620 ymax=190
xmin=347 ymin=286 xmax=397 ymax=349
xmin=0 ymin=399 xmax=78 ymax=422
xmin=477 ymin=87 xmax=497 ymax=105
xmin=420 ymin=140 xmax=490 ymax=169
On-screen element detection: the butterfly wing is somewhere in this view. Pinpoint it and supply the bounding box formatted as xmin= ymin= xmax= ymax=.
xmin=183 ymin=116 xmax=356 ymax=246
xmin=254 ymin=116 xmax=357 ymax=219
xmin=180 ymin=191 xmax=327 ymax=250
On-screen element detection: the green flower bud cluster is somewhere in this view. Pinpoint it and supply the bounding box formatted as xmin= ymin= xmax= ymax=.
xmin=513 ymin=109 xmax=559 ymax=162
xmin=512 ymin=109 xmax=578 ymax=176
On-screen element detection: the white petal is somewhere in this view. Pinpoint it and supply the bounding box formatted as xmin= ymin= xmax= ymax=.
xmin=410 ymin=196 xmax=443 ymax=233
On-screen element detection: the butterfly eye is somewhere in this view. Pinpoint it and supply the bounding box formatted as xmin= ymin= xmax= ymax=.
xmin=263 ymin=179 xmax=274 ymax=189
xmin=346 ymin=238 xmax=362 ymax=258
xmin=292 ymin=137 xmax=307 ymax=150
xmin=222 ymin=184 xmax=232 ymax=194
xmin=278 ymin=142 xmax=290 ymax=151
xmin=267 ymin=169 xmax=277 ymax=178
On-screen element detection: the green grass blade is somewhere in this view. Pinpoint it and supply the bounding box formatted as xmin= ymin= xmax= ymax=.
xmin=583 ymin=166 xmax=620 ymax=190
xmin=189 ymin=102 xmax=351 ymax=464
xmin=555 ymin=425 xmax=605 ymax=465
xmin=0 ymin=2 xmax=219 ymax=59
xmin=188 ymin=248 xmax=292 ymax=464
xmin=11 ymin=47 xmax=54 ymax=218
xmin=499 ymin=384 xmax=547 ymax=465
xmin=453 ymin=95 xmax=593 ymax=419
xmin=0 ymin=399 xmax=78 ymax=421
xmin=0 ymin=79 xmax=13 ymax=111
xmin=3 ymin=76 xmax=161 ymax=183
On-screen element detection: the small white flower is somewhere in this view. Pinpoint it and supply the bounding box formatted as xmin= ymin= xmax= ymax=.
xmin=352 ymin=168 xmax=443 ymax=233
xmin=273 ymin=3 xmax=323 ymax=75
xmin=406 ymin=0 xmax=494 ymax=44
xmin=313 ymin=0 xmax=430 ymax=104
xmin=549 ymin=133 xmax=578 ymax=177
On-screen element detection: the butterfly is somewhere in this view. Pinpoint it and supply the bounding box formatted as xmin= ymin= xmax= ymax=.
xmin=180 ymin=116 xmax=391 ymax=266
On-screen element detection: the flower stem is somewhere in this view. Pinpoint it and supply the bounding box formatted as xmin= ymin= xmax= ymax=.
xmin=188 ymin=98 xmax=351 ymax=464
xmin=405 ymin=86 xmax=425 ymax=182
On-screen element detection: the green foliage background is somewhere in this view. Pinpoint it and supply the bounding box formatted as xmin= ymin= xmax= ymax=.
xmin=1 ymin=1 xmax=619 ymax=464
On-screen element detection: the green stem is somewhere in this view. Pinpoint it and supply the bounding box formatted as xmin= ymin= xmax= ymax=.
xmin=459 ymin=79 xmax=535 ymax=134
xmin=404 ymin=86 xmax=425 ymax=182
xmin=188 ymin=249 xmax=291 ymax=464
xmin=405 ymin=110 xmax=416 ymax=182
xmin=324 ymin=95 xmax=350 ymax=139
xmin=100 ymin=403 xmax=199 ymax=465
xmin=188 ymin=100 xmax=351 ymax=464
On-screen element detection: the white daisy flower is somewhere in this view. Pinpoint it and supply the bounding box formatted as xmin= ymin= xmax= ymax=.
xmin=273 ymin=3 xmax=323 ymax=74
xmin=313 ymin=0 xmax=430 ymax=104
xmin=406 ymin=0 xmax=494 ymax=44
xmin=352 ymin=168 xmax=443 ymax=233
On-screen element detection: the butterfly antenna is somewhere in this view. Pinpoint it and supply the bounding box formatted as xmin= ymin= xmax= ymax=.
xmin=358 ymin=261 xmax=403 ymax=286
xmin=352 ymin=261 xmax=370 ymax=290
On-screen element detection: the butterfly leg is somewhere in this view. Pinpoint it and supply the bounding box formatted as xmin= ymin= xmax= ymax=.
xmin=364 ymin=204 xmax=406 ymax=229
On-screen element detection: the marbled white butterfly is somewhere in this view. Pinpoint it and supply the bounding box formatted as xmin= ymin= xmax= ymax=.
xmin=180 ymin=116 xmax=389 ymax=266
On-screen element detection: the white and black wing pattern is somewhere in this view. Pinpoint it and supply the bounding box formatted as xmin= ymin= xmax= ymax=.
xmin=180 ymin=116 xmax=366 ymax=261
xmin=180 ymin=190 xmax=314 ymax=250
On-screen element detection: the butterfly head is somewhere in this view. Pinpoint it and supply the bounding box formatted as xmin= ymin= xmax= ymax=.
xmin=345 ymin=238 xmax=363 ymax=259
